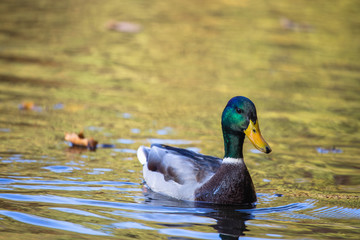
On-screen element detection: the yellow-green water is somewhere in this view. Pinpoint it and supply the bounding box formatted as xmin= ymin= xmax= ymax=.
xmin=0 ymin=0 xmax=359 ymax=239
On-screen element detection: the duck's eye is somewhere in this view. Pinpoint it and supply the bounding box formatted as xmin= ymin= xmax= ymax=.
xmin=236 ymin=108 xmax=243 ymax=114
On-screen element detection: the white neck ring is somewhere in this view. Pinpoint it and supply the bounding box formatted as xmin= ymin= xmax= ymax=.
xmin=222 ymin=157 xmax=244 ymax=165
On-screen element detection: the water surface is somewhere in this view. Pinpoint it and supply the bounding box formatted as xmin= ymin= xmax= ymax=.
xmin=0 ymin=0 xmax=359 ymax=239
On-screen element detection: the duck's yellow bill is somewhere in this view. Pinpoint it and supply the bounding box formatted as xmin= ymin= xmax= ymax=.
xmin=244 ymin=120 xmax=272 ymax=154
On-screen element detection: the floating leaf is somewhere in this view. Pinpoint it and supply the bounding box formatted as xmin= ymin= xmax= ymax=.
xmin=19 ymin=101 xmax=42 ymax=112
xmin=65 ymin=132 xmax=98 ymax=151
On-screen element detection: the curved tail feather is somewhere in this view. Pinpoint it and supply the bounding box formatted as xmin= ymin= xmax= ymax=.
xmin=137 ymin=146 xmax=150 ymax=165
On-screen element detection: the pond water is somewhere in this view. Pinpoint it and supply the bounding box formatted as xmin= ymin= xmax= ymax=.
xmin=0 ymin=0 xmax=359 ymax=239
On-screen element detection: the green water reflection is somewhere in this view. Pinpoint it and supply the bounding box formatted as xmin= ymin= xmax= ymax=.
xmin=0 ymin=0 xmax=359 ymax=239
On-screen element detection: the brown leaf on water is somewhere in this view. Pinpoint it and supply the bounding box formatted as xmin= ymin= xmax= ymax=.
xmin=65 ymin=132 xmax=98 ymax=151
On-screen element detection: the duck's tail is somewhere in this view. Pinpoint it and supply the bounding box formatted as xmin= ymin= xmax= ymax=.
xmin=137 ymin=146 xmax=150 ymax=165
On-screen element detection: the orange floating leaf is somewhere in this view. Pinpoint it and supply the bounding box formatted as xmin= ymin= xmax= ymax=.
xmin=65 ymin=132 xmax=98 ymax=151
xmin=19 ymin=101 xmax=42 ymax=112
xmin=19 ymin=101 xmax=35 ymax=110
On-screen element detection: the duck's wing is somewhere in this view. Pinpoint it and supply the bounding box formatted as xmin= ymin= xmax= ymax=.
xmin=138 ymin=144 xmax=222 ymax=185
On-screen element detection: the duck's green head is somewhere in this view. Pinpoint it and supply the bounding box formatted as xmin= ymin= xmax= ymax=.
xmin=221 ymin=96 xmax=272 ymax=154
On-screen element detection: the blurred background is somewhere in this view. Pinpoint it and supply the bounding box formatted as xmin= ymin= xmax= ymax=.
xmin=0 ymin=0 xmax=359 ymax=239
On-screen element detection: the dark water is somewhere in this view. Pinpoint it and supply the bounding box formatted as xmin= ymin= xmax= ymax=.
xmin=0 ymin=0 xmax=360 ymax=239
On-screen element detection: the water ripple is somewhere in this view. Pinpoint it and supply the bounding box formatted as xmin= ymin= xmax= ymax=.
xmin=0 ymin=210 xmax=108 ymax=236
xmin=51 ymin=207 xmax=114 ymax=220
xmin=110 ymin=210 xmax=215 ymax=224
xmin=0 ymin=178 xmax=137 ymax=186
xmin=1 ymin=192 xmax=360 ymax=239
xmin=0 ymin=193 xmax=211 ymax=214
xmin=11 ymin=184 xmax=141 ymax=192
xmin=309 ymin=206 xmax=360 ymax=219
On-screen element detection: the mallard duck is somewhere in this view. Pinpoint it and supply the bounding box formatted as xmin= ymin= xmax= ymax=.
xmin=137 ymin=96 xmax=271 ymax=205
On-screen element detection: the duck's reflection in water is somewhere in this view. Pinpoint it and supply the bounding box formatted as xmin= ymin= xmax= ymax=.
xmin=205 ymin=205 xmax=253 ymax=239
xmin=143 ymin=187 xmax=254 ymax=240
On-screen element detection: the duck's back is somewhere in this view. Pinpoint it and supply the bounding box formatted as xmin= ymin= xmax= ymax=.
xmin=137 ymin=144 xmax=222 ymax=200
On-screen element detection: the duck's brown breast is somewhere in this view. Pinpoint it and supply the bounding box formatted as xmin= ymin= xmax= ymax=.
xmin=194 ymin=162 xmax=257 ymax=205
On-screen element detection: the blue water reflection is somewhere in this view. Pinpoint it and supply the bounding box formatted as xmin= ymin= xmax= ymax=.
xmin=0 ymin=210 xmax=109 ymax=236
xmin=1 ymin=189 xmax=358 ymax=239
xmin=0 ymin=150 xmax=359 ymax=239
